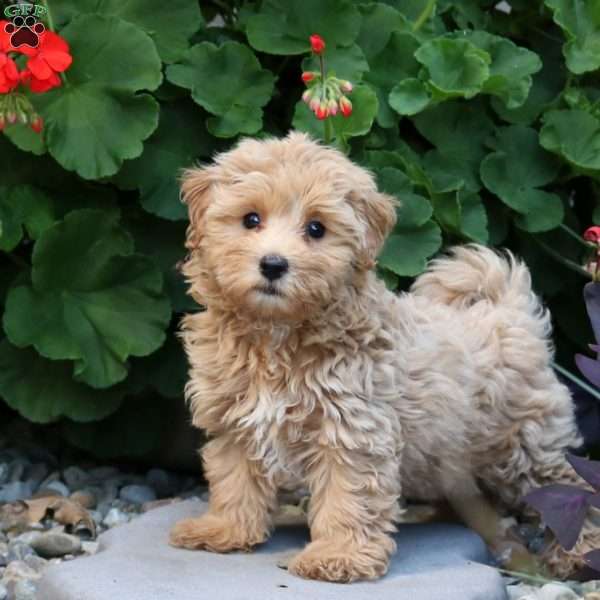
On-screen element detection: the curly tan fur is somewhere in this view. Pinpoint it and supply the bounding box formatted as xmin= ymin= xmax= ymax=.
xmin=170 ymin=132 xmax=597 ymax=582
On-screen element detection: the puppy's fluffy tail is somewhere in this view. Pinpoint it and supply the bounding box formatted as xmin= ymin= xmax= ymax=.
xmin=411 ymin=244 xmax=539 ymax=315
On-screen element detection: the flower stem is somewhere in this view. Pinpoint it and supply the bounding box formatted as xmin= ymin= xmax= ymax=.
xmin=553 ymin=362 xmax=600 ymax=403
xmin=559 ymin=223 xmax=596 ymax=250
xmin=413 ymin=0 xmax=436 ymax=32
xmin=324 ymin=118 xmax=332 ymax=144
xmin=531 ymin=234 xmax=592 ymax=279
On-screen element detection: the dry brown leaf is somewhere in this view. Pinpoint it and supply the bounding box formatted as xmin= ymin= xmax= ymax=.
xmin=2 ymin=497 xmax=96 ymax=538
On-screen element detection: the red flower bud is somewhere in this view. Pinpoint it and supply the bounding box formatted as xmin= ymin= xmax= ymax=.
xmin=584 ymin=226 xmax=600 ymax=244
xmin=302 ymin=90 xmax=312 ymax=104
xmin=302 ymin=71 xmax=316 ymax=83
xmin=315 ymin=103 xmax=329 ymax=120
xmin=309 ymin=97 xmax=320 ymax=112
xmin=339 ymin=96 xmax=352 ymax=117
xmin=6 ymin=110 xmax=16 ymax=124
xmin=327 ymin=99 xmax=338 ymax=116
xmin=30 ymin=115 xmax=43 ymax=133
xmin=310 ymin=34 xmax=325 ymax=54
xmin=341 ymin=80 xmax=353 ymax=93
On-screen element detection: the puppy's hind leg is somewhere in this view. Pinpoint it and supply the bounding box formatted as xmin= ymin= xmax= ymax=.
xmin=443 ymin=474 xmax=539 ymax=573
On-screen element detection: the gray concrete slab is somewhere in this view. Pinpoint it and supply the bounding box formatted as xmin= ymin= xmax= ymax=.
xmin=37 ymin=499 xmax=507 ymax=600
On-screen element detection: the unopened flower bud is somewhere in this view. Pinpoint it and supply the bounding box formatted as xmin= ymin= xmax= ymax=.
xmin=18 ymin=111 xmax=28 ymax=125
xmin=327 ymin=99 xmax=338 ymax=116
xmin=584 ymin=226 xmax=600 ymax=244
xmin=339 ymin=96 xmax=352 ymax=117
xmin=309 ymin=97 xmax=320 ymax=112
xmin=302 ymin=71 xmax=317 ymax=83
xmin=30 ymin=115 xmax=43 ymax=133
xmin=302 ymin=89 xmax=313 ymax=104
xmin=315 ymin=102 xmax=329 ymax=120
xmin=6 ymin=110 xmax=17 ymax=124
xmin=341 ymin=80 xmax=353 ymax=93
xmin=309 ymin=34 xmax=325 ymax=54
xmin=0 ymin=114 xmax=5 ymax=131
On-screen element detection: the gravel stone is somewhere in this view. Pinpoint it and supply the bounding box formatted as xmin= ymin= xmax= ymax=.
xmin=44 ymin=481 xmax=69 ymax=497
xmin=26 ymin=463 xmax=49 ymax=489
xmin=0 ymin=582 xmax=6 ymax=600
xmin=7 ymin=543 xmax=34 ymax=563
xmin=13 ymin=578 xmax=37 ymax=600
xmin=0 ymin=481 xmax=35 ymax=503
xmin=2 ymin=560 xmax=40 ymax=582
xmin=0 ymin=464 xmax=9 ymax=486
xmin=12 ymin=533 xmax=41 ymax=547
xmin=119 ymin=485 xmax=156 ymax=505
xmin=87 ymin=467 xmax=119 ymax=481
xmin=8 ymin=460 xmax=30 ymax=483
xmin=23 ymin=555 xmax=47 ymax=574
xmin=102 ymin=508 xmax=130 ymax=528
xmin=81 ymin=541 xmax=99 ymax=556
xmin=62 ymin=468 xmax=89 ymax=490
xmin=145 ymin=469 xmax=178 ymax=498
xmin=38 ymin=472 xmax=60 ymax=490
xmin=30 ymin=533 xmax=81 ymax=559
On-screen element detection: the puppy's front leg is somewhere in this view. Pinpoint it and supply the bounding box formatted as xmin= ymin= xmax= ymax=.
xmin=170 ymin=435 xmax=276 ymax=552
xmin=289 ymin=442 xmax=401 ymax=583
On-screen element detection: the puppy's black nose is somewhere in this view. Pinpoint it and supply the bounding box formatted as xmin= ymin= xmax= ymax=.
xmin=260 ymin=255 xmax=289 ymax=281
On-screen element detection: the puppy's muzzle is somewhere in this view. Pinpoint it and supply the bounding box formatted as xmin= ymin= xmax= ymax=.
xmin=260 ymin=255 xmax=289 ymax=281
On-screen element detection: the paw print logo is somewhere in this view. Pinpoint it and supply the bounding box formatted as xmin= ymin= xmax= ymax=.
xmin=4 ymin=15 xmax=45 ymax=49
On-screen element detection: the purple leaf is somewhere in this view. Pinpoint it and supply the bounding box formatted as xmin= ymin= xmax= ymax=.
xmin=584 ymin=550 xmax=600 ymax=572
xmin=589 ymin=492 xmax=600 ymax=508
xmin=576 ymin=354 xmax=600 ymax=389
xmin=524 ymin=484 xmax=592 ymax=550
xmin=567 ymin=454 xmax=600 ymax=490
xmin=584 ymin=282 xmax=600 ymax=346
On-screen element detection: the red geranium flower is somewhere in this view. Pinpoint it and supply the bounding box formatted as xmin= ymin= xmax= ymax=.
xmin=21 ymin=31 xmax=72 ymax=92
xmin=585 ymin=226 xmax=600 ymax=244
xmin=0 ymin=52 xmax=19 ymax=93
xmin=309 ymin=34 xmax=325 ymax=54
xmin=0 ymin=20 xmax=12 ymax=53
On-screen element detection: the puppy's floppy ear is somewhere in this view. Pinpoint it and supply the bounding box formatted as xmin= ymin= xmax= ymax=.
xmin=349 ymin=189 xmax=398 ymax=269
xmin=180 ymin=165 xmax=215 ymax=250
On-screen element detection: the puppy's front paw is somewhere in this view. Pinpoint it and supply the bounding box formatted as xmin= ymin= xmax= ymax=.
xmin=169 ymin=514 xmax=266 ymax=553
xmin=288 ymin=539 xmax=390 ymax=583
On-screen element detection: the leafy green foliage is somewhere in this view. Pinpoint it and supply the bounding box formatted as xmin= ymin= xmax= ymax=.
xmin=0 ymin=0 xmax=599 ymax=458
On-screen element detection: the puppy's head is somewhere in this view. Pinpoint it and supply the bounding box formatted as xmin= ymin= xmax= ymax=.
xmin=181 ymin=132 xmax=396 ymax=320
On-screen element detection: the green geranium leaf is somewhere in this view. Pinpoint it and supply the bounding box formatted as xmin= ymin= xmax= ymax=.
xmin=414 ymin=100 xmax=494 ymax=193
xmin=540 ymin=109 xmax=600 ymax=171
xmin=376 ymin=167 xmax=433 ymax=228
xmin=415 ymin=38 xmax=491 ymax=98
xmin=36 ymin=15 xmax=162 ymax=180
xmin=454 ymin=31 xmax=542 ymax=108
xmin=364 ymin=31 xmax=421 ymax=127
xmin=389 ymin=79 xmax=431 ymax=116
xmin=481 ymin=125 xmax=564 ymax=231
xmin=51 ymin=0 xmax=204 ymax=63
xmin=379 ymin=221 xmax=442 ymax=276
xmin=4 ymin=125 xmax=46 ymax=156
xmin=460 ymin=192 xmax=489 ymax=243
xmin=3 ymin=210 xmax=171 ymax=388
xmin=356 ymin=3 xmax=409 ymax=60
xmin=292 ymin=85 xmax=378 ymax=143
xmin=246 ymin=0 xmax=361 ymax=55
xmin=302 ymin=44 xmax=369 ymax=82
xmin=0 ymin=340 xmax=124 ymax=424
xmin=114 ymin=101 xmax=215 ymax=220
xmin=0 ymin=186 xmax=57 ymax=251
xmin=545 ymin=0 xmax=600 ymax=74
xmin=167 ymin=42 xmax=275 ymax=138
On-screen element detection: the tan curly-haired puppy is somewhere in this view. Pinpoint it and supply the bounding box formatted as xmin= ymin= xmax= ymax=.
xmin=170 ymin=131 xmax=598 ymax=582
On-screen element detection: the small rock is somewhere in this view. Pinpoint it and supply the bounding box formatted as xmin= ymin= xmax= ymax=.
xmin=7 ymin=542 xmax=34 ymax=562
xmin=2 ymin=560 xmax=40 ymax=582
xmin=119 ymin=485 xmax=156 ymax=505
xmin=26 ymin=463 xmax=48 ymax=489
xmin=13 ymin=578 xmax=37 ymax=600
xmin=62 ymin=467 xmax=89 ymax=490
xmin=538 ymin=583 xmax=580 ymax=600
xmin=30 ymin=532 xmax=81 ymax=558
xmin=0 ymin=464 xmax=8 ymax=486
xmin=0 ymin=582 xmax=6 ymax=600
xmin=12 ymin=533 xmax=41 ymax=547
xmin=44 ymin=480 xmax=69 ymax=497
xmin=81 ymin=541 xmax=99 ymax=555
xmin=146 ymin=469 xmax=179 ymax=498
xmin=88 ymin=467 xmax=119 ymax=481
xmin=141 ymin=498 xmax=181 ymax=513
xmin=69 ymin=489 xmax=96 ymax=509
xmin=23 ymin=555 xmax=47 ymax=574
xmin=0 ymin=482 xmax=34 ymax=504
xmin=38 ymin=471 xmax=60 ymax=491
xmin=102 ymin=508 xmax=130 ymax=528
xmin=8 ymin=459 xmax=30 ymax=483
xmin=200 ymin=490 xmax=210 ymax=502
xmin=585 ymin=594 xmax=600 ymax=600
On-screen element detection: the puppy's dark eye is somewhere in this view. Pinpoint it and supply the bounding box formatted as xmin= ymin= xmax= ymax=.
xmin=306 ymin=221 xmax=326 ymax=239
xmin=243 ymin=212 xmax=261 ymax=229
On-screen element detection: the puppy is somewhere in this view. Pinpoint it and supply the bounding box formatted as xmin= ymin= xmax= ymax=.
xmin=170 ymin=131 xmax=596 ymax=582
